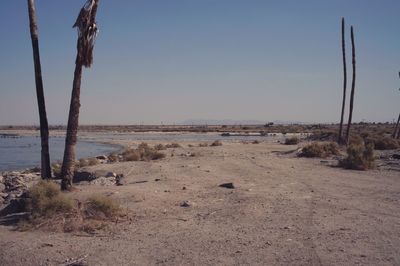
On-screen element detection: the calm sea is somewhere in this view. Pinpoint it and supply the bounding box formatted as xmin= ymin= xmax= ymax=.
xmin=0 ymin=136 xmax=118 ymax=172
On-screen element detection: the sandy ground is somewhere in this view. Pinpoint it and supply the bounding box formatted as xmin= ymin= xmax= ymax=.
xmin=0 ymin=141 xmax=399 ymax=266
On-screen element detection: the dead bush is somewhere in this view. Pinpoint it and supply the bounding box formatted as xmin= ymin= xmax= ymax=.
xmin=88 ymin=157 xmax=99 ymax=166
xmin=26 ymin=181 xmax=74 ymax=217
xmin=284 ymin=137 xmax=299 ymax=145
xmin=252 ymin=140 xmax=260 ymax=144
xmin=368 ymin=136 xmax=399 ymax=150
xmin=154 ymin=144 xmax=166 ymax=150
xmin=122 ymin=149 xmax=141 ymax=161
xmin=299 ymin=142 xmax=340 ymax=158
xmin=165 ymin=143 xmax=181 ymax=148
xmin=198 ymin=143 xmax=208 ymax=147
xmin=339 ymin=143 xmax=375 ymax=170
xmin=122 ymin=145 xmax=165 ymax=162
xmin=108 ymin=153 xmax=119 ymax=163
xmin=210 ymin=140 xmax=222 ymax=147
xmin=85 ymin=195 xmax=121 ymax=219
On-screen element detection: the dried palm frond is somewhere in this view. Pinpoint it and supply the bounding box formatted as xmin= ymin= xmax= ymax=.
xmin=73 ymin=0 xmax=99 ymax=67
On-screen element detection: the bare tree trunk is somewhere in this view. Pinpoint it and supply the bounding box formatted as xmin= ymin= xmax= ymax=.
xmin=338 ymin=18 xmax=347 ymax=145
xmin=27 ymin=0 xmax=51 ymax=179
xmin=345 ymin=26 xmax=356 ymax=145
xmin=61 ymin=0 xmax=100 ymax=190
xmin=393 ymin=113 xmax=400 ymax=139
xmin=61 ymin=63 xmax=82 ymax=190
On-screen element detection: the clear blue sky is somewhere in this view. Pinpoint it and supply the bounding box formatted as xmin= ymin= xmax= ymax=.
xmin=0 ymin=0 xmax=399 ymax=125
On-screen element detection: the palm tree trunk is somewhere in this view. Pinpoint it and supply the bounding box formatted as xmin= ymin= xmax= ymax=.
xmin=338 ymin=18 xmax=347 ymax=144
xmin=27 ymin=0 xmax=51 ymax=179
xmin=338 ymin=18 xmax=347 ymax=145
xmin=61 ymin=0 xmax=100 ymax=190
xmin=393 ymin=113 xmax=400 ymax=139
xmin=61 ymin=63 xmax=82 ymax=190
xmin=345 ymin=26 xmax=356 ymax=145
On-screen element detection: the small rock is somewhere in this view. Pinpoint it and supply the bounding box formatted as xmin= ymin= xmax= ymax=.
xmin=180 ymin=201 xmax=191 ymax=207
xmin=0 ymin=183 xmax=5 ymax=192
xmin=219 ymin=182 xmax=235 ymax=189
xmin=105 ymin=172 xmax=117 ymax=178
xmin=96 ymin=155 xmax=108 ymax=160
xmin=0 ymin=175 xmax=3 ymax=183
xmin=115 ymin=174 xmax=125 ymax=186
xmin=182 ymin=186 xmax=187 ymax=190
xmin=90 ymin=177 xmax=116 ymax=186
xmin=0 ymin=192 xmax=8 ymax=198
xmin=73 ymin=171 xmax=96 ymax=183
xmin=155 ymin=178 xmax=161 ymax=182
xmin=392 ymin=154 xmax=400 ymax=160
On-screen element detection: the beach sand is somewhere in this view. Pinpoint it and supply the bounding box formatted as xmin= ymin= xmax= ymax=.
xmin=0 ymin=140 xmax=399 ymax=265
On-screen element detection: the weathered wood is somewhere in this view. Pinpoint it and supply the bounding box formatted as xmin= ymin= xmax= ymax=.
xmin=393 ymin=113 xmax=400 ymax=139
xmin=338 ymin=17 xmax=347 ymax=145
xmin=27 ymin=0 xmax=51 ymax=179
xmin=345 ymin=26 xmax=356 ymax=145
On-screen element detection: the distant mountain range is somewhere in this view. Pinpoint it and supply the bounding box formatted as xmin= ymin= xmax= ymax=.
xmin=178 ymin=119 xmax=305 ymax=125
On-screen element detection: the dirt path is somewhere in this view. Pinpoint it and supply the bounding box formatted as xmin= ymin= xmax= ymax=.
xmin=0 ymin=141 xmax=399 ymax=265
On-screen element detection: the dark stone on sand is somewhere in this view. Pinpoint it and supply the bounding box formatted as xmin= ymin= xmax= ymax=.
xmin=219 ymin=182 xmax=235 ymax=189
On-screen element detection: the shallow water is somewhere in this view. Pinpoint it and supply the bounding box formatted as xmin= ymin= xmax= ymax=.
xmin=0 ymin=136 xmax=118 ymax=172
xmin=0 ymin=132 xmax=287 ymax=172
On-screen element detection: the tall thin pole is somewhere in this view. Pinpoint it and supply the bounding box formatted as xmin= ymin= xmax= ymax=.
xmin=345 ymin=26 xmax=356 ymax=145
xmin=338 ymin=17 xmax=347 ymax=144
xmin=27 ymin=0 xmax=51 ymax=179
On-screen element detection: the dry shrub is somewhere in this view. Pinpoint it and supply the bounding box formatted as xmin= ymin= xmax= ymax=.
xmin=122 ymin=149 xmax=140 ymax=161
xmin=299 ymin=142 xmax=339 ymax=158
xmin=166 ymin=143 xmax=181 ymax=148
xmin=27 ymin=181 xmax=74 ymax=217
xmin=85 ymin=195 xmax=121 ymax=219
xmin=308 ymin=130 xmax=338 ymax=142
xmin=348 ymin=135 xmax=364 ymax=146
xmin=122 ymin=144 xmax=165 ymax=162
xmin=154 ymin=144 xmax=167 ymax=150
xmin=368 ymin=137 xmax=399 ymax=150
xmin=210 ymin=140 xmax=222 ymax=147
xmin=284 ymin=137 xmax=299 ymax=145
xmin=51 ymin=163 xmax=61 ymax=177
xmin=198 ymin=143 xmax=208 ymax=147
xmin=252 ymin=140 xmax=260 ymax=144
xmin=19 ymin=185 xmax=124 ymax=233
xmin=88 ymin=157 xmax=99 ymax=166
xmin=78 ymin=158 xmax=89 ymax=167
xmin=108 ymin=153 xmax=119 ymax=163
xmin=339 ymin=143 xmax=375 ymax=170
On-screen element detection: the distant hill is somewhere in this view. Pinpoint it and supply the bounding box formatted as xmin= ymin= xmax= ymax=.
xmin=178 ymin=119 xmax=305 ymax=125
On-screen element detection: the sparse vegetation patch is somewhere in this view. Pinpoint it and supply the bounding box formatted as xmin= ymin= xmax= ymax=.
xmin=299 ymin=142 xmax=340 ymax=158
xmin=284 ymin=137 xmax=300 ymax=145
xmin=339 ymin=143 xmax=375 ymax=170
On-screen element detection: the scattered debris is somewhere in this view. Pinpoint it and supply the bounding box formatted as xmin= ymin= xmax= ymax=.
xmin=115 ymin=174 xmax=126 ymax=186
xmin=180 ymin=201 xmax=191 ymax=207
xmin=219 ymin=182 xmax=235 ymax=189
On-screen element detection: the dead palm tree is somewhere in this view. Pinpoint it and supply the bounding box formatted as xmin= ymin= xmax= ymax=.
xmin=27 ymin=0 xmax=51 ymax=179
xmin=338 ymin=17 xmax=347 ymax=145
xmin=393 ymin=113 xmax=400 ymax=139
xmin=393 ymin=72 xmax=400 ymax=139
xmin=345 ymin=26 xmax=356 ymax=145
xmin=61 ymin=0 xmax=100 ymax=190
